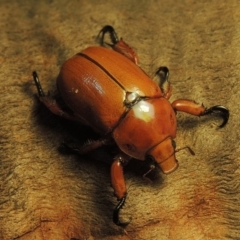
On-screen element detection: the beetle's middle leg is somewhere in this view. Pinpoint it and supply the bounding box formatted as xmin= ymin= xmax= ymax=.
xmin=155 ymin=66 xmax=172 ymax=99
xmin=171 ymin=99 xmax=229 ymax=128
xmin=62 ymin=138 xmax=112 ymax=155
xmin=98 ymin=25 xmax=139 ymax=65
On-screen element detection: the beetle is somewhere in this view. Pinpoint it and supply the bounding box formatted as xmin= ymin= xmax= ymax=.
xmin=33 ymin=25 xmax=229 ymax=226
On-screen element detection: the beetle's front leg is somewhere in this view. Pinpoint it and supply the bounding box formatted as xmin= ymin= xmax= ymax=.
xmin=111 ymin=153 xmax=131 ymax=226
xmin=98 ymin=25 xmax=139 ymax=65
xmin=172 ymin=99 xmax=229 ymax=128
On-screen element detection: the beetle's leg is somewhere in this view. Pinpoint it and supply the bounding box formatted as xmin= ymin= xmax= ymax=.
xmin=112 ymin=39 xmax=139 ymax=65
xmin=98 ymin=25 xmax=119 ymax=46
xmin=33 ymin=71 xmax=78 ymax=121
xmin=98 ymin=25 xmax=139 ymax=65
xmin=155 ymin=66 xmax=172 ymax=99
xmin=172 ymin=99 xmax=229 ymax=128
xmin=111 ymin=153 xmax=131 ymax=226
xmin=62 ymin=138 xmax=112 ymax=155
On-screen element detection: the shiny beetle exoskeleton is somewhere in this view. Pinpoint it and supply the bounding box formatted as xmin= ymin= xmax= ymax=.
xmin=33 ymin=25 xmax=229 ymax=226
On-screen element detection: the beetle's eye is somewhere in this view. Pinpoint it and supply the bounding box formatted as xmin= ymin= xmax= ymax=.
xmin=172 ymin=140 xmax=176 ymax=149
xmin=146 ymin=155 xmax=155 ymax=162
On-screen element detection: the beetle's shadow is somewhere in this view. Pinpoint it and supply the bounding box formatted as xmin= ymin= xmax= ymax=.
xmin=31 ymin=96 xmax=165 ymax=230
xmin=175 ymin=113 xmax=223 ymax=130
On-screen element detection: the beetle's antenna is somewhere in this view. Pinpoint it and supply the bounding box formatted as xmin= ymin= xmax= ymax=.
xmin=175 ymin=146 xmax=195 ymax=155
xmin=143 ymin=164 xmax=156 ymax=183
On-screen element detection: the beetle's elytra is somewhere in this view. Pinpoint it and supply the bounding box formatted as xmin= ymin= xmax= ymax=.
xmin=33 ymin=25 xmax=229 ymax=226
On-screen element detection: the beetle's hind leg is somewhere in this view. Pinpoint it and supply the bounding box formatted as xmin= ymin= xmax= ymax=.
xmin=171 ymin=99 xmax=229 ymax=128
xmin=155 ymin=66 xmax=172 ymax=99
xmin=33 ymin=71 xmax=78 ymax=121
xmin=98 ymin=25 xmax=119 ymax=47
xmin=98 ymin=25 xmax=139 ymax=65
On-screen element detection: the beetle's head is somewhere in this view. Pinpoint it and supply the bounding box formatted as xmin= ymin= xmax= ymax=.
xmin=113 ymin=98 xmax=179 ymax=174
xmin=147 ymin=137 xmax=178 ymax=174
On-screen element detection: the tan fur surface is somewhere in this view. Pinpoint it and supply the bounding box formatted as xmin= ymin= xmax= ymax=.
xmin=0 ymin=1 xmax=239 ymax=239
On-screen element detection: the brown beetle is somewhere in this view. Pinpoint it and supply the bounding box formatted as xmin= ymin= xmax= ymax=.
xmin=33 ymin=25 xmax=229 ymax=226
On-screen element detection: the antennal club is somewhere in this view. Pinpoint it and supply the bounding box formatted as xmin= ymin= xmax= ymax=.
xmin=176 ymin=146 xmax=195 ymax=155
